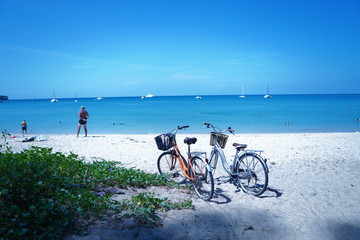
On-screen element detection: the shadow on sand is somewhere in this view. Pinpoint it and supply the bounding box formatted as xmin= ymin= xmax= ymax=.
xmin=330 ymin=222 xmax=360 ymax=240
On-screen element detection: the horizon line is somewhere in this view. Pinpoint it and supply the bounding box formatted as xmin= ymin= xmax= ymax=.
xmin=4 ymin=93 xmax=360 ymax=101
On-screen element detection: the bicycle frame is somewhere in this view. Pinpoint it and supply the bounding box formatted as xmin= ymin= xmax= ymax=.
xmin=157 ymin=125 xmax=215 ymax=201
xmin=210 ymin=139 xmax=267 ymax=175
xmin=209 ymin=140 xmax=232 ymax=175
xmin=205 ymin=123 xmax=268 ymax=176
xmin=203 ymin=122 xmax=269 ymax=196
xmin=170 ymin=138 xmax=197 ymax=180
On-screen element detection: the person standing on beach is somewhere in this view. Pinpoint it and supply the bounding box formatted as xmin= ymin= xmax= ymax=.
xmin=21 ymin=120 xmax=27 ymax=134
xmin=77 ymin=106 xmax=89 ymax=137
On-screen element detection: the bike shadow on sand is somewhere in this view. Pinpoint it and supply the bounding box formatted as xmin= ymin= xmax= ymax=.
xmin=234 ymin=186 xmax=283 ymax=198
xmin=257 ymin=187 xmax=283 ymax=198
xmin=212 ymin=176 xmax=283 ymax=201
xmin=210 ymin=187 xmax=232 ymax=204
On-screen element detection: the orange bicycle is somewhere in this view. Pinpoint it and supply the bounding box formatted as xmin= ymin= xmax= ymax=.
xmin=155 ymin=126 xmax=214 ymax=201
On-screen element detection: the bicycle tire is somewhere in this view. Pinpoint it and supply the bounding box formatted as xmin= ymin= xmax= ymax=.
xmin=190 ymin=156 xmax=214 ymax=201
xmin=157 ymin=151 xmax=186 ymax=184
xmin=234 ymin=153 xmax=268 ymax=196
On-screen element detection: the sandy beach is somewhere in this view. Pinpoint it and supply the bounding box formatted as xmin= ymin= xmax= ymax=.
xmin=6 ymin=132 xmax=360 ymax=240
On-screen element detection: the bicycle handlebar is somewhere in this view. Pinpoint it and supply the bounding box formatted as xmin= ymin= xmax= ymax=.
xmin=170 ymin=125 xmax=189 ymax=135
xmin=203 ymin=122 xmax=235 ymax=134
xmin=228 ymin=127 xmax=235 ymax=134
xmin=203 ymin=122 xmax=211 ymax=128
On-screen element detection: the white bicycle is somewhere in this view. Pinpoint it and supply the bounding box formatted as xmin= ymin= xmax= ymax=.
xmin=204 ymin=123 xmax=269 ymax=196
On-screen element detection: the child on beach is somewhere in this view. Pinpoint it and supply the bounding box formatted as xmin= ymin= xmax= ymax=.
xmin=77 ymin=106 xmax=89 ymax=137
xmin=21 ymin=120 xmax=27 ymax=134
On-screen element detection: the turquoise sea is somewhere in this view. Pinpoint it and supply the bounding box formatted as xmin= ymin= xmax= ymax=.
xmin=1 ymin=94 xmax=360 ymax=135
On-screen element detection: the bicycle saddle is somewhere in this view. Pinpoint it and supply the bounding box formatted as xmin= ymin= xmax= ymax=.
xmin=184 ymin=137 xmax=197 ymax=145
xmin=232 ymin=143 xmax=247 ymax=150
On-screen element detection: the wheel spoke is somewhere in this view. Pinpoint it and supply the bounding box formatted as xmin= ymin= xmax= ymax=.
xmin=235 ymin=154 xmax=268 ymax=196
xmin=191 ymin=156 xmax=214 ymax=201
xmin=157 ymin=152 xmax=186 ymax=184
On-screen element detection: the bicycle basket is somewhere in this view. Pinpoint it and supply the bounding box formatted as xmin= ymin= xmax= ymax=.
xmin=210 ymin=132 xmax=228 ymax=148
xmin=155 ymin=133 xmax=175 ymax=151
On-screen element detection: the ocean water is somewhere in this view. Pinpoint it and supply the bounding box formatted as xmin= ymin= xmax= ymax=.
xmin=1 ymin=94 xmax=360 ymax=135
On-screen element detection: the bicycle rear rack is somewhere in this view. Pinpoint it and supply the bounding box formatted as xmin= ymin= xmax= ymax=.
xmin=189 ymin=151 xmax=207 ymax=158
xmin=244 ymin=150 xmax=263 ymax=155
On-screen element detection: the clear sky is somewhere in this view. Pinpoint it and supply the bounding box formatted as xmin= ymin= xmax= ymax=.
xmin=1 ymin=0 xmax=359 ymax=99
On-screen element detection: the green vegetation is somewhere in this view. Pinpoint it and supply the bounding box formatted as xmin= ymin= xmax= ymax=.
xmin=123 ymin=192 xmax=192 ymax=226
xmin=0 ymin=132 xmax=193 ymax=240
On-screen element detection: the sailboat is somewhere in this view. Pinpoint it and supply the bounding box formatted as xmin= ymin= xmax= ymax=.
xmin=239 ymin=84 xmax=245 ymax=98
xmin=195 ymin=91 xmax=202 ymax=99
xmin=32 ymin=90 xmax=37 ymax=102
xmin=50 ymin=89 xmax=58 ymax=102
xmin=75 ymin=92 xmax=78 ymax=102
xmin=264 ymin=84 xmax=272 ymax=98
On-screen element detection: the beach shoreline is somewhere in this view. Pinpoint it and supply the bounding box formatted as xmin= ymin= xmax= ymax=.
xmin=2 ymin=94 xmax=360 ymax=136
xmin=5 ymin=132 xmax=360 ymax=239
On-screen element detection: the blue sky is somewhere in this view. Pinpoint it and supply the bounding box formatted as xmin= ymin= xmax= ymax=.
xmin=1 ymin=0 xmax=359 ymax=99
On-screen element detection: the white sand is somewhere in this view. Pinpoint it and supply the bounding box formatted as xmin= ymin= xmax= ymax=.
xmin=6 ymin=132 xmax=360 ymax=240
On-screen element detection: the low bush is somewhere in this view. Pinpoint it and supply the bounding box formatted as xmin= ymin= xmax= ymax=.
xmin=0 ymin=142 xmax=192 ymax=240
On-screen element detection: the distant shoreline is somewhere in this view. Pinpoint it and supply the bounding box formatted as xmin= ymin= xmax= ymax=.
xmin=4 ymin=93 xmax=360 ymax=101
xmin=2 ymin=94 xmax=360 ymax=135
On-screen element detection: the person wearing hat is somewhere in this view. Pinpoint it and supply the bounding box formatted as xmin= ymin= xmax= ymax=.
xmin=77 ymin=106 xmax=89 ymax=137
xmin=21 ymin=120 xmax=27 ymax=134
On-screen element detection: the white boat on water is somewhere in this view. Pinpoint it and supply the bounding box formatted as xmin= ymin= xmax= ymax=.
xmin=50 ymin=89 xmax=58 ymax=102
xmin=264 ymin=84 xmax=272 ymax=98
xmin=264 ymin=94 xmax=271 ymax=98
xmin=96 ymin=97 xmax=104 ymax=100
xmin=239 ymin=84 xmax=245 ymax=98
xmin=195 ymin=90 xmax=202 ymax=99
xmin=145 ymin=94 xmax=154 ymax=98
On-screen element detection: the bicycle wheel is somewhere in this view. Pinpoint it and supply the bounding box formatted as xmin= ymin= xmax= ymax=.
xmin=190 ymin=156 xmax=214 ymax=201
xmin=157 ymin=152 xmax=186 ymax=184
xmin=234 ymin=153 xmax=268 ymax=196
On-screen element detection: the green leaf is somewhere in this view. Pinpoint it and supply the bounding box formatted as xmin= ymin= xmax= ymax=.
xmin=1 ymin=189 xmax=9 ymax=195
